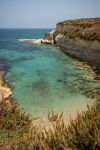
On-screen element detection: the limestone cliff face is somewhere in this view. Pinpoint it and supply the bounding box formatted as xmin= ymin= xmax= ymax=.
xmin=43 ymin=18 xmax=100 ymax=73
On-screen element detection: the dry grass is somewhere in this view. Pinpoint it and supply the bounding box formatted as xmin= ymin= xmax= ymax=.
xmin=63 ymin=30 xmax=100 ymax=41
xmin=0 ymin=97 xmax=100 ymax=150
xmin=57 ymin=18 xmax=100 ymax=42
xmin=58 ymin=18 xmax=100 ymax=25
xmin=0 ymin=98 xmax=31 ymax=143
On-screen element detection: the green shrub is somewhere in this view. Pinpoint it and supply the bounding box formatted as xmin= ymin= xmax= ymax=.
xmin=0 ymin=98 xmax=31 ymax=142
xmin=13 ymin=100 xmax=100 ymax=150
xmin=66 ymin=100 xmax=100 ymax=150
xmin=0 ymin=97 xmax=100 ymax=150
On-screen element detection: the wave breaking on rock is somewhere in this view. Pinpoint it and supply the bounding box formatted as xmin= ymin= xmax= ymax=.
xmin=18 ymin=38 xmax=51 ymax=44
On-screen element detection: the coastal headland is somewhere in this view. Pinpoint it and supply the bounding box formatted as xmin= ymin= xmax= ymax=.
xmin=43 ymin=18 xmax=100 ymax=75
xmin=21 ymin=18 xmax=100 ymax=78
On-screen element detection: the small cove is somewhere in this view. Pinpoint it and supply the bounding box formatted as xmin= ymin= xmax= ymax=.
xmin=0 ymin=29 xmax=99 ymax=117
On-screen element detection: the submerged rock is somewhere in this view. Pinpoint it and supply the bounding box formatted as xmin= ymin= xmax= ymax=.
xmin=32 ymin=80 xmax=50 ymax=95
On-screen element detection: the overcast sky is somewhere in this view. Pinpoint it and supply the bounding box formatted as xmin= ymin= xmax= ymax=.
xmin=0 ymin=0 xmax=100 ymax=28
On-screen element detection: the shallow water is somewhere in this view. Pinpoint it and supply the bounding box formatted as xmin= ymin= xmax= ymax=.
xmin=0 ymin=29 xmax=99 ymax=116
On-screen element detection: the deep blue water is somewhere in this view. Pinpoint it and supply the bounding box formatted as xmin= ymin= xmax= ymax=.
xmin=0 ymin=29 xmax=98 ymax=116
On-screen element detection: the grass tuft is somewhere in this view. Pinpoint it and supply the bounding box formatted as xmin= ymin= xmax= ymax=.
xmin=0 ymin=98 xmax=100 ymax=150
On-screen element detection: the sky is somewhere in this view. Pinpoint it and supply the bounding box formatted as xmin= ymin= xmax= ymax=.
xmin=0 ymin=0 xmax=100 ymax=28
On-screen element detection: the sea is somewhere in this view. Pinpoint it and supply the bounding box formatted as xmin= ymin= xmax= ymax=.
xmin=0 ymin=29 xmax=98 ymax=116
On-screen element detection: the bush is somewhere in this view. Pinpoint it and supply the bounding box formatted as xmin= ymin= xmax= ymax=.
xmin=0 ymin=98 xmax=31 ymax=142
xmin=13 ymin=100 xmax=100 ymax=150
xmin=0 ymin=97 xmax=100 ymax=150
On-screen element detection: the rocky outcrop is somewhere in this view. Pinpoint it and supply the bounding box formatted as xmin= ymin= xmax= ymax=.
xmin=0 ymin=74 xmax=12 ymax=101
xmin=43 ymin=18 xmax=100 ymax=73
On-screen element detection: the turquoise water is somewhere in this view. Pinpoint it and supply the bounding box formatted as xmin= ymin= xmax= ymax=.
xmin=0 ymin=29 xmax=98 ymax=116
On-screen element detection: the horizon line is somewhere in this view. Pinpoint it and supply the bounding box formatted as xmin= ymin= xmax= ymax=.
xmin=0 ymin=27 xmax=53 ymax=29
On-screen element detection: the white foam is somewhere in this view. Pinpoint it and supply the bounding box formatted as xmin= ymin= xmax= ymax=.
xmin=18 ymin=38 xmax=43 ymax=44
xmin=18 ymin=39 xmax=33 ymax=42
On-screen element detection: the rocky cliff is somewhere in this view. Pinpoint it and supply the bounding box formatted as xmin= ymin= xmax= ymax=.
xmin=43 ymin=18 xmax=100 ymax=74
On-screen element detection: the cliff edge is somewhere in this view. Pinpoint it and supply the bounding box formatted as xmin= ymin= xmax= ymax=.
xmin=43 ymin=18 xmax=100 ymax=74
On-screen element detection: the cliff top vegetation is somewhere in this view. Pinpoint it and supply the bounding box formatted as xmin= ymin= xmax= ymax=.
xmin=57 ymin=18 xmax=100 ymax=25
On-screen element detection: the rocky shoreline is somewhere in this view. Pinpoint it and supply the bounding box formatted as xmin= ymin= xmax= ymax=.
xmin=0 ymin=72 xmax=12 ymax=102
xmin=42 ymin=18 xmax=100 ymax=76
xmin=21 ymin=18 xmax=100 ymax=78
